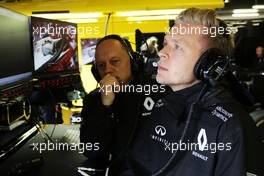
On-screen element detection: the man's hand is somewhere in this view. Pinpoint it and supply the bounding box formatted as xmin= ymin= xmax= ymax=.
xmin=99 ymin=74 xmax=120 ymax=106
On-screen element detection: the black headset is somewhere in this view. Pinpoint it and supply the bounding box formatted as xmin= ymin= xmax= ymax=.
xmin=194 ymin=48 xmax=230 ymax=82
xmin=91 ymin=34 xmax=140 ymax=82
xmin=194 ymin=19 xmax=231 ymax=83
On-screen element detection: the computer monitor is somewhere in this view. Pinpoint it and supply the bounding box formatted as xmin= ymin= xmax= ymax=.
xmin=30 ymin=16 xmax=79 ymax=78
xmin=135 ymin=31 xmax=165 ymax=53
xmin=0 ymin=7 xmax=33 ymax=93
xmin=81 ymin=38 xmax=100 ymax=65
xmin=135 ymin=31 xmax=165 ymax=80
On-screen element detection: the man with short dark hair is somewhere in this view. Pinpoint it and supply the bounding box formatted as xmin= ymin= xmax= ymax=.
xmin=80 ymin=34 xmax=166 ymax=175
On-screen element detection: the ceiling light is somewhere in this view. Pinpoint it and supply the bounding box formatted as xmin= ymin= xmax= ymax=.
xmin=127 ymin=15 xmax=177 ymax=21
xmin=117 ymin=9 xmax=185 ymax=16
xmin=232 ymin=13 xmax=260 ymax=17
xmin=233 ymin=9 xmax=259 ymax=13
xmin=32 ymin=13 xmax=103 ymax=19
xmin=253 ymin=23 xmax=260 ymax=26
xmin=252 ymin=5 xmax=264 ymax=9
xmin=62 ymin=19 xmax=98 ymax=23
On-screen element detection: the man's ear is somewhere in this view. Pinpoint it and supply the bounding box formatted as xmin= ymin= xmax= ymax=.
xmin=91 ymin=64 xmax=101 ymax=82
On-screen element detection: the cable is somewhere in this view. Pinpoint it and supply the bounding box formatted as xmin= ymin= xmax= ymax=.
xmin=32 ymin=107 xmax=54 ymax=143
xmin=104 ymin=13 xmax=111 ymax=35
xmin=34 ymin=122 xmax=49 ymax=143
xmin=22 ymin=98 xmax=49 ymax=143
xmin=23 ymin=99 xmax=31 ymax=121
xmin=50 ymin=111 xmax=57 ymax=138
xmin=36 ymin=121 xmax=54 ymax=143
xmin=30 ymin=101 xmax=54 ymax=143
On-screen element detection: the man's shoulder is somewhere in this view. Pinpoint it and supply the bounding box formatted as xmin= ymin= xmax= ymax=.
xmin=86 ymin=88 xmax=101 ymax=95
xmin=202 ymin=85 xmax=245 ymax=112
xmin=200 ymin=86 xmax=247 ymax=127
xmin=83 ymin=88 xmax=101 ymax=102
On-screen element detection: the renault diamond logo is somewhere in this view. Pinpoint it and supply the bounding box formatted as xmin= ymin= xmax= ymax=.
xmin=144 ymin=97 xmax=155 ymax=111
xmin=197 ymin=128 xmax=207 ymax=151
xmin=155 ymin=125 xmax=166 ymax=136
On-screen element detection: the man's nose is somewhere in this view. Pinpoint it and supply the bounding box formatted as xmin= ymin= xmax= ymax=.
xmin=104 ymin=62 xmax=114 ymax=74
xmin=158 ymin=49 xmax=167 ymax=62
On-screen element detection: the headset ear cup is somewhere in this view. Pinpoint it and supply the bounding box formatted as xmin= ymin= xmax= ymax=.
xmin=130 ymin=52 xmax=145 ymax=81
xmin=130 ymin=52 xmax=140 ymax=75
xmin=194 ymin=48 xmax=227 ymax=81
xmin=131 ymin=59 xmax=138 ymax=75
xmin=91 ymin=64 xmax=101 ymax=82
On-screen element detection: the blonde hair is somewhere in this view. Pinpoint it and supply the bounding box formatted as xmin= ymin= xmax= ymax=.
xmin=175 ymin=8 xmax=234 ymax=56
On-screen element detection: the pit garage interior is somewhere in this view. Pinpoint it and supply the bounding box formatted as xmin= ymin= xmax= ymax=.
xmin=0 ymin=0 xmax=263 ymax=175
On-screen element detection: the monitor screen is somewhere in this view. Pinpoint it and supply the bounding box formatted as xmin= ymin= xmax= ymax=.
xmin=135 ymin=31 xmax=165 ymax=79
xmin=136 ymin=31 xmax=165 ymax=53
xmin=0 ymin=7 xmax=33 ymax=89
xmin=81 ymin=38 xmax=100 ymax=65
xmin=31 ymin=17 xmax=79 ymax=77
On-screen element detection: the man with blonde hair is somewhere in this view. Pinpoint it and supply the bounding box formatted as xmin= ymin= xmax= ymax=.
xmin=119 ymin=8 xmax=263 ymax=176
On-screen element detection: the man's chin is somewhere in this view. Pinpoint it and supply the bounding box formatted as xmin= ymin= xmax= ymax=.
xmin=156 ymin=76 xmax=166 ymax=85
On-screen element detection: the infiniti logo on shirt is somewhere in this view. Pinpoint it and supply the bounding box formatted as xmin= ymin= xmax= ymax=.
xmin=155 ymin=125 xmax=166 ymax=136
